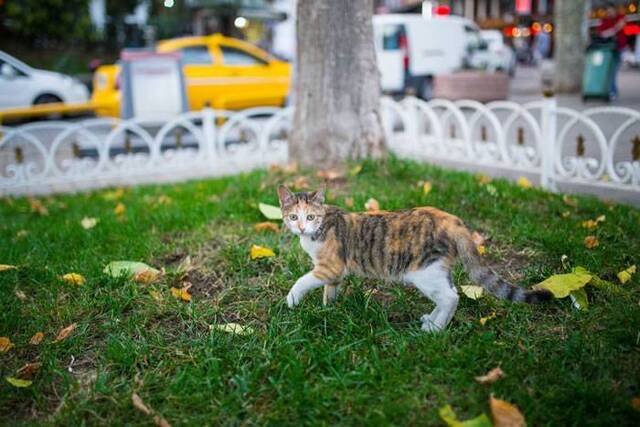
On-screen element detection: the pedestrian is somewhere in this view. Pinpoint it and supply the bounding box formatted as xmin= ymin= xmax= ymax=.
xmin=596 ymin=2 xmax=626 ymax=99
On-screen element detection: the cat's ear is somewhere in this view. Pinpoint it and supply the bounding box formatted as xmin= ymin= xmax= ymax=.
xmin=277 ymin=185 xmax=295 ymax=207
xmin=309 ymin=189 xmax=325 ymax=205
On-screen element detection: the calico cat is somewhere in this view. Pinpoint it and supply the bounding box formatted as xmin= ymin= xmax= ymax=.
xmin=277 ymin=185 xmax=552 ymax=332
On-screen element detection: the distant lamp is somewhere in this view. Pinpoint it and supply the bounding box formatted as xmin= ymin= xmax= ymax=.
xmin=234 ymin=16 xmax=248 ymax=29
xmin=163 ymin=0 xmax=174 ymax=8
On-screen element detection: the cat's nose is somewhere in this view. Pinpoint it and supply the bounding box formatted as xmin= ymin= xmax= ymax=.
xmin=298 ymin=223 xmax=305 ymax=232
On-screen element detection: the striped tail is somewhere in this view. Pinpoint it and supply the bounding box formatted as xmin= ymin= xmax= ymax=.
xmin=454 ymin=229 xmax=553 ymax=303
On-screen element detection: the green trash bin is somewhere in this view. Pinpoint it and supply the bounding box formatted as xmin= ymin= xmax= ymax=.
xmin=582 ymin=41 xmax=616 ymax=101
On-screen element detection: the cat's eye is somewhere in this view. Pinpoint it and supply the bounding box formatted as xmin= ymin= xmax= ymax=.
xmin=306 ymin=214 xmax=315 ymax=221
xmin=288 ymin=214 xmax=298 ymax=221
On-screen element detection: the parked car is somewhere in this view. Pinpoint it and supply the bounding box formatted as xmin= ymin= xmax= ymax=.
xmin=471 ymin=30 xmax=517 ymax=76
xmin=92 ymin=34 xmax=291 ymax=117
xmin=0 ymin=50 xmax=89 ymax=111
xmin=373 ymin=14 xmax=485 ymax=99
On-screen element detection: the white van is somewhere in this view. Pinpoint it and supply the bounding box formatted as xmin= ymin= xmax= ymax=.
xmin=373 ymin=14 xmax=484 ymax=99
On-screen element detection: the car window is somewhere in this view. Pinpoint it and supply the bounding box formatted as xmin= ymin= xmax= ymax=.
xmin=0 ymin=58 xmax=27 ymax=78
xmin=464 ymin=25 xmax=482 ymax=50
xmin=179 ymin=45 xmax=214 ymax=65
xmin=220 ymin=46 xmax=267 ymax=66
xmin=382 ymin=24 xmax=404 ymax=50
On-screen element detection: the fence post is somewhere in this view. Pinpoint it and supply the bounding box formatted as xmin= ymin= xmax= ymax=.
xmin=540 ymin=91 xmax=557 ymax=191
xmin=202 ymin=105 xmax=216 ymax=162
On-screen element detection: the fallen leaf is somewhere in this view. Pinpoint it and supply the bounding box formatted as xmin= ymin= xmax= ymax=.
xmin=170 ymin=287 xmax=192 ymax=302
xmin=6 ymin=377 xmax=32 ymax=388
xmin=516 ymin=176 xmax=532 ymax=189
xmin=29 ymin=198 xmax=48 ymax=215
xmin=283 ymin=162 xmax=298 ymax=174
xmin=29 ymin=332 xmax=44 ymax=345
xmin=0 ymin=264 xmax=17 ymax=272
xmin=581 ymin=215 xmax=605 ymax=229
xmin=156 ymin=195 xmax=172 ymax=205
xmin=439 ymin=404 xmax=492 ymax=427
xmin=561 ymin=211 xmax=571 ymax=218
xmin=617 ymin=265 xmax=636 ymax=284
xmin=54 ymin=323 xmax=77 ymax=343
xmin=291 ymin=176 xmax=310 ymax=190
xmin=103 ymin=188 xmax=125 ymax=201
xmin=477 ymin=245 xmax=487 ymax=255
xmin=422 ymin=181 xmax=433 ymax=194
xmin=349 ymin=164 xmax=363 ymax=176
xmin=258 ymin=203 xmax=283 ymax=220
xmin=80 ymin=217 xmax=98 ymax=229
xmin=461 ymin=285 xmax=484 ymax=300
xmin=132 ymin=393 xmax=152 ymax=415
xmin=211 ymin=323 xmax=254 ymax=336
xmin=344 ymin=197 xmax=354 ymax=208
xmin=476 ymin=174 xmax=492 ymax=185
xmin=104 ymin=261 xmax=160 ymax=280
xmin=475 ymin=367 xmax=505 ymax=384
xmin=134 ymin=269 xmax=160 ymax=284
xmin=61 ymin=273 xmax=85 ymax=286
xmin=0 ymin=337 xmax=14 ymax=352
xmin=250 ymin=245 xmax=275 ymax=260
xmin=16 ymin=362 xmax=41 ymax=380
xmin=317 ymin=168 xmax=344 ymax=180
xmin=533 ymin=268 xmax=592 ymax=298
xmin=490 ymin=396 xmax=526 ymax=427
xmin=569 ymin=287 xmax=589 ymax=311
xmin=15 ymin=229 xmax=28 ymax=239
xmin=479 ymin=311 xmax=496 ymax=326
xmin=254 ymin=222 xmax=279 ymax=233
xmin=149 ymin=290 xmax=163 ymax=301
xmin=364 ymin=198 xmax=380 ymax=211
xmin=632 ymin=397 xmax=640 ymax=411
xmin=114 ymin=202 xmax=126 ymax=216
xmin=15 ymin=289 xmax=27 ymax=301
xmin=584 ymin=235 xmax=599 ymax=249
xmin=596 ymin=214 xmax=606 ymax=223
xmin=562 ymin=194 xmax=578 ymax=207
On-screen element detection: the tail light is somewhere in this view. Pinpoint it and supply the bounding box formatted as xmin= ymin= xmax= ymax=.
xmin=399 ymin=32 xmax=409 ymax=71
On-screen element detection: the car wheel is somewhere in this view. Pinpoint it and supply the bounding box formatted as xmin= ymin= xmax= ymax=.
xmin=33 ymin=93 xmax=63 ymax=105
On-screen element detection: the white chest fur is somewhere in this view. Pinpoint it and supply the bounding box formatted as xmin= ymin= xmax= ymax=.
xmin=299 ymin=235 xmax=322 ymax=263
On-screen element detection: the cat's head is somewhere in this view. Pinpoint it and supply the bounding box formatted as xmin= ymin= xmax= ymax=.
xmin=277 ymin=185 xmax=325 ymax=236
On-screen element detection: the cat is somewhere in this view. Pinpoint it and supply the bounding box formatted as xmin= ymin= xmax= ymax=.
xmin=277 ymin=185 xmax=552 ymax=332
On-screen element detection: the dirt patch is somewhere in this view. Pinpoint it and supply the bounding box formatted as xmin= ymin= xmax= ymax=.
xmin=179 ymin=268 xmax=226 ymax=299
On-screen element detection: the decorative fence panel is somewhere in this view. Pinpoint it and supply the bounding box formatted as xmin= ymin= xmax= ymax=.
xmin=1 ymin=98 xmax=639 ymax=203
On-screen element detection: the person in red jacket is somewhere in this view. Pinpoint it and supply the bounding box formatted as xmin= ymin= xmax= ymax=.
xmin=597 ymin=2 xmax=627 ymax=99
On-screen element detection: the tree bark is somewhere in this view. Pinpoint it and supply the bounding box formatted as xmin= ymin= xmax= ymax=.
xmin=553 ymin=0 xmax=589 ymax=93
xmin=290 ymin=0 xmax=385 ymax=167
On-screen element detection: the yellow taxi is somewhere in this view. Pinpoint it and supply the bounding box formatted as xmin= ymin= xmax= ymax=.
xmin=91 ymin=34 xmax=291 ymax=117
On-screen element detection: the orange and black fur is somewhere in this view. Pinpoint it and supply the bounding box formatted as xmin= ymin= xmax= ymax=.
xmin=278 ymin=186 xmax=552 ymax=332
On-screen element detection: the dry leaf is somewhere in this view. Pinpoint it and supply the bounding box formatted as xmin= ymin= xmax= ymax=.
xmin=250 ymin=245 xmax=275 ymax=260
xmin=516 ymin=177 xmax=532 ymax=189
xmin=15 ymin=289 xmax=27 ymax=301
xmin=477 ymin=245 xmax=487 ymax=255
xmin=29 ymin=332 xmax=44 ymax=345
xmin=422 ymin=181 xmax=433 ymax=194
xmin=631 ymin=397 xmax=640 ymax=411
xmin=254 ymin=222 xmax=279 ymax=233
xmin=317 ymin=168 xmax=344 ymax=181
xmin=114 ymin=202 xmax=126 ymax=215
xmin=291 ymin=176 xmax=310 ymax=189
xmin=132 ymin=393 xmax=152 ymax=415
xmin=134 ymin=269 xmax=160 ymax=284
xmin=475 ymin=367 xmax=505 ymax=384
xmin=212 ymin=323 xmax=254 ymax=336
xmin=16 ymin=362 xmax=41 ymax=380
xmin=476 ymin=174 xmax=492 ymax=185
xmin=581 ymin=216 xmax=605 ymax=229
xmin=29 ymin=198 xmax=48 ymax=215
xmin=103 ymin=188 xmax=125 ymax=201
xmin=6 ymin=377 xmax=32 ymax=388
xmin=364 ymin=198 xmax=380 ymax=211
xmin=170 ymin=287 xmax=192 ymax=302
xmin=490 ymin=396 xmax=526 ymax=427
xmin=461 ymin=285 xmax=484 ymax=300
xmin=54 ymin=323 xmax=77 ymax=342
xmin=61 ymin=272 xmax=85 ymax=286
xmin=617 ymin=265 xmax=636 ymax=284
xmin=80 ymin=217 xmax=98 ymax=229
xmin=562 ymin=194 xmax=578 ymax=207
xmin=0 ymin=264 xmax=17 ymax=272
xmin=0 ymin=337 xmax=14 ymax=352
xmin=479 ymin=311 xmax=496 ymax=326
xmin=283 ymin=162 xmax=298 ymax=174
xmin=344 ymin=197 xmax=354 ymax=208
xmin=584 ymin=235 xmax=599 ymax=249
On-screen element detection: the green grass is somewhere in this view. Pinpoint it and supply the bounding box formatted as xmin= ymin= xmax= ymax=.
xmin=1 ymin=158 xmax=639 ymax=426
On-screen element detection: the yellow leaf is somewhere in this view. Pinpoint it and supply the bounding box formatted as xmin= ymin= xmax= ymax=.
xmin=254 ymin=222 xmax=279 ymax=233
xmin=533 ymin=269 xmax=592 ymax=298
xmin=258 ymin=203 xmax=283 ymax=220
xmin=103 ymin=188 xmax=125 ymax=201
xmin=422 ymin=181 xmax=433 ymax=194
xmin=134 ymin=269 xmax=160 ymax=284
xmin=29 ymin=332 xmax=44 ymax=345
xmin=349 ymin=164 xmax=363 ymax=176
xmin=61 ymin=273 xmax=85 ymax=286
xmin=15 ymin=289 xmax=27 ymax=301
xmin=562 ymin=194 xmax=578 ymax=207
xmin=479 ymin=311 xmax=496 ymax=326
xmin=80 ymin=217 xmax=98 ymax=229
xmin=364 ymin=198 xmax=380 ymax=211
xmin=29 ymin=198 xmax=48 ymax=215
xmin=54 ymin=323 xmax=77 ymax=342
xmin=6 ymin=377 xmax=32 ymax=388
xmin=0 ymin=264 xmax=17 ymax=272
xmin=439 ymin=405 xmax=492 ymax=427
xmin=149 ymin=290 xmax=163 ymax=301
xmin=584 ymin=235 xmax=599 ymax=249
xmin=170 ymin=287 xmax=192 ymax=302
xmin=475 ymin=367 xmax=506 ymax=385
xmin=477 ymin=245 xmax=487 ymax=255
xmin=490 ymin=396 xmax=526 ymax=427
xmin=569 ymin=287 xmax=589 ymax=311
xmin=581 ymin=219 xmax=598 ymax=229
xmin=114 ymin=202 xmax=126 ymax=215
xmin=516 ymin=176 xmax=532 ymax=189
xmin=250 ymin=245 xmax=275 ymax=260
xmin=476 ymin=174 xmax=492 ymax=185
xmin=461 ymin=285 xmax=484 ymax=300
xmin=317 ymin=168 xmax=344 ymax=180
xmin=16 ymin=362 xmax=41 ymax=380
xmin=561 ymin=211 xmax=571 ymax=218
xmin=596 ymin=215 xmax=606 ymax=223
xmin=617 ymin=265 xmax=636 ymax=284
xmin=212 ymin=323 xmax=254 ymax=336
xmin=0 ymin=337 xmax=14 ymax=353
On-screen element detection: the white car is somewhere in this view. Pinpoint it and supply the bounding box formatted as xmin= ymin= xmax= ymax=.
xmin=472 ymin=30 xmax=516 ymax=76
xmin=0 ymin=50 xmax=89 ymax=110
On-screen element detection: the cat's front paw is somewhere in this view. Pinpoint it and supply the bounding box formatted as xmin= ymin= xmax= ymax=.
xmin=286 ymin=291 xmax=299 ymax=308
xmin=421 ymin=318 xmax=443 ymax=333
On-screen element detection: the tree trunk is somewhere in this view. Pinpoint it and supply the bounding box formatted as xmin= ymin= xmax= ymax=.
xmin=554 ymin=0 xmax=588 ymax=93
xmin=290 ymin=0 xmax=385 ymax=167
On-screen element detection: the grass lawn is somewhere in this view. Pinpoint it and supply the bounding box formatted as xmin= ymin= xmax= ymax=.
xmin=1 ymin=158 xmax=639 ymax=426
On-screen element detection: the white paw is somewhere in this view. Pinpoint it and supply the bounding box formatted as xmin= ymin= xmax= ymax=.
xmin=421 ymin=319 xmax=444 ymax=333
xmin=286 ymin=291 xmax=299 ymax=308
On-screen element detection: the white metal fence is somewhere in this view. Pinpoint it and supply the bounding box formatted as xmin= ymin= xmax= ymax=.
xmin=1 ymin=97 xmax=639 ymax=203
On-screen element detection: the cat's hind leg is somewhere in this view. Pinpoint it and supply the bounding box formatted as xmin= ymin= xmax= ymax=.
xmin=323 ymin=284 xmax=338 ymax=305
xmin=403 ymin=259 xmax=459 ymax=332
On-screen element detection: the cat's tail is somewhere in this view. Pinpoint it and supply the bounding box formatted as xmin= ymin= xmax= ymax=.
xmin=454 ymin=229 xmax=553 ymax=304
